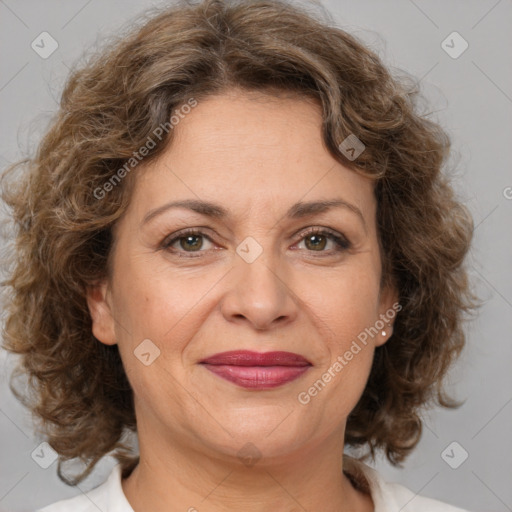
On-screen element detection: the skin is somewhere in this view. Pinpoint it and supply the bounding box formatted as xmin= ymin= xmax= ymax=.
xmin=87 ymin=88 xmax=397 ymax=512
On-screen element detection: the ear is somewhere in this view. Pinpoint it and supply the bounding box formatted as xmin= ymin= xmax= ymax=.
xmin=374 ymin=283 xmax=400 ymax=347
xmin=86 ymin=279 xmax=117 ymax=346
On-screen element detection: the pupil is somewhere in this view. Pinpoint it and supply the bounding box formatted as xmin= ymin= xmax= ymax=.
xmin=181 ymin=235 xmax=202 ymax=251
xmin=307 ymin=234 xmax=326 ymax=251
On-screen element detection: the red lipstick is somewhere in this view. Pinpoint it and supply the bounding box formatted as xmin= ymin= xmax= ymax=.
xmin=199 ymin=350 xmax=311 ymax=389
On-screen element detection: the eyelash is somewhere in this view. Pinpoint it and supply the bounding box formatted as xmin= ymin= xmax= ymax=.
xmin=160 ymin=227 xmax=351 ymax=258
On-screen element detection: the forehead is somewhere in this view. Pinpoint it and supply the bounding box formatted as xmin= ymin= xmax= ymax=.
xmin=129 ymin=90 xmax=375 ymax=223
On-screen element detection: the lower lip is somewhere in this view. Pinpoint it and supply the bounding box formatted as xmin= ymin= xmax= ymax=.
xmin=201 ymin=364 xmax=310 ymax=389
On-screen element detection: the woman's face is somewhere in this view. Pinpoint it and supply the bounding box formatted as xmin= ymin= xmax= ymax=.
xmin=88 ymin=89 xmax=396 ymax=464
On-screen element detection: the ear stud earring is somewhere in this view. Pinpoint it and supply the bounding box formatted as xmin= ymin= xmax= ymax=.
xmin=381 ymin=325 xmax=393 ymax=337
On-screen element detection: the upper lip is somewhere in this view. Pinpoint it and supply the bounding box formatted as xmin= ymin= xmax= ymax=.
xmin=200 ymin=350 xmax=311 ymax=366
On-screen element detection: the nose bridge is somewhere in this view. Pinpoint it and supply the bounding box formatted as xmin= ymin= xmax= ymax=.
xmin=221 ymin=236 xmax=297 ymax=330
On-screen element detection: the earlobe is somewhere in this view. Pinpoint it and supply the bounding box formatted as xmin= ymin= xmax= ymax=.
xmin=86 ymin=280 xmax=117 ymax=345
xmin=375 ymin=284 xmax=400 ymax=347
xmin=376 ymin=324 xmax=394 ymax=347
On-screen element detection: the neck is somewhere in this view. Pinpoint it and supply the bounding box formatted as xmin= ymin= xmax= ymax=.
xmin=121 ymin=430 xmax=373 ymax=512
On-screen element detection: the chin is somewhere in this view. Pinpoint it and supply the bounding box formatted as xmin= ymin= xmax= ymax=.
xmin=194 ymin=417 xmax=313 ymax=463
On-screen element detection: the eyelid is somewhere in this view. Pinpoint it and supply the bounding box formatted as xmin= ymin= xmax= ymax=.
xmin=292 ymin=226 xmax=351 ymax=252
xmin=160 ymin=225 xmax=351 ymax=256
xmin=160 ymin=227 xmax=215 ymax=251
xmin=293 ymin=225 xmax=348 ymax=242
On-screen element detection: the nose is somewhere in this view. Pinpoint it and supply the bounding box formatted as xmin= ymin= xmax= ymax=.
xmin=220 ymin=251 xmax=298 ymax=331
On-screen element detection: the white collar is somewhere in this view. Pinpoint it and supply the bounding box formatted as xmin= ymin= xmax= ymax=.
xmin=39 ymin=454 xmax=468 ymax=511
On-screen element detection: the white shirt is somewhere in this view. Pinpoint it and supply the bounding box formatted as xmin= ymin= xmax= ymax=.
xmin=37 ymin=455 xmax=471 ymax=512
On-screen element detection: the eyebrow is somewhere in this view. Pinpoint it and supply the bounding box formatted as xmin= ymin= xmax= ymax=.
xmin=141 ymin=198 xmax=366 ymax=231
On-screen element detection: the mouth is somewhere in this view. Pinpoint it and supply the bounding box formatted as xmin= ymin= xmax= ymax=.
xmin=199 ymin=350 xmax=312 ymax=389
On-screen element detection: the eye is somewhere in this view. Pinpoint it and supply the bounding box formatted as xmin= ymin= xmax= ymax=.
xmin=294 ymin=227 xmax=351 ymax=254
xmin=160 ymin=226 xmax=351 ymax=258
xmin=161 ymin=229 xmax=214 ymax=257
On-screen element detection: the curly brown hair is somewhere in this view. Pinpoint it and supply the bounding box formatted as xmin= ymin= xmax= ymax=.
xmin=1 ymin=0 xmax=476 ymax=486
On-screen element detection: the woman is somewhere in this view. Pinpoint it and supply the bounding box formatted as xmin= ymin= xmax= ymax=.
xmin=1 ymin=0 xmax=476 ymax=510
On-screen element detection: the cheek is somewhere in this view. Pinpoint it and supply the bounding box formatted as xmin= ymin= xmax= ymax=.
xmin=305 ymin=261 xmax=381 ymax=341
xmin=111 ymin=247 xmax=215 ymax=339
xmin=299 ymin=276 xmax=379 ymax=420
xmin=110 ymin=269 xmax=197 ymax=411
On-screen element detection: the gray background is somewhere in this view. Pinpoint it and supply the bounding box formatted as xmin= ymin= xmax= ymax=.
xmin=1 ymin=0 xmax=511 ymax=511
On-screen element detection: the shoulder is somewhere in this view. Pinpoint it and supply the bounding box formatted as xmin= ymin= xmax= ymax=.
xmin=35 ymin=464 xmax=133 ymax=512
xmin=37 ymin=494 xmax=96 ymax=512
xmin=343 ymin=454 xmax=472 ymax=512
xmin=378 ymin=479 xmax=471 ymax=511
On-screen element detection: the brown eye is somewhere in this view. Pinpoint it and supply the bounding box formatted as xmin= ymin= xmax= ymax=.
xmin=296 ymin=228 xmax=351 ymax=254
xmin=304 ymin=233 xmax=328 ymax=251
xmin=161 ymin=229 xmax=214 ymax=256
xmin=178 ymin=234 xmax=203 ymax=251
